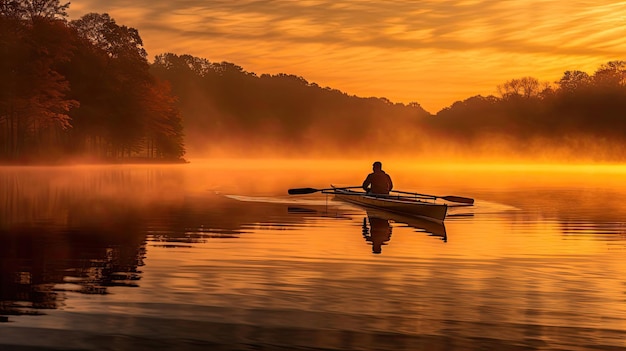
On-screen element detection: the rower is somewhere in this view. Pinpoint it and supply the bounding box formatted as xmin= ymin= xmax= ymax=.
xmin=362 ymin=161 xmax=393 ymax=195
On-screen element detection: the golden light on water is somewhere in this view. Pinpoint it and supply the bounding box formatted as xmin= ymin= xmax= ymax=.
xmin=3 ymin=161 xmax=626 ymax=349
xmin=7 ymin=0 xmax=626 ymax=340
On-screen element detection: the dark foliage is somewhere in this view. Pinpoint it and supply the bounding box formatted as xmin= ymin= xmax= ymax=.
xmin=150 ymin=53 xmax=432 ymax=157
xmin=426 ymin=64 xmax=626 ymax=160
xmin=0 ymin=2 xmax=185 ymax=163
xmin=3 ymin=1 xmax=626 ymax=162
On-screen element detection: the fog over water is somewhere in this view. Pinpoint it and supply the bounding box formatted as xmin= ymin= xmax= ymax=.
xmin=1 ymin=160 xmax=625 ymax=350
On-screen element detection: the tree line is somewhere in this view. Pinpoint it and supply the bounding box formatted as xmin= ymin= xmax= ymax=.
xmin=149 ymin=53 xmax=431 ymax=157
xmin=0 ymin=0 xmax=184 ymax=163
xmin=425 ymin=61 xmax=626 ymax=160
xmin=151 ymin=52 xmax=626 ymax=160
xmin=3 ymin=1 xmax=626 ymax=162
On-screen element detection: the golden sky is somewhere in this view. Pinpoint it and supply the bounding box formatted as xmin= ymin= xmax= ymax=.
xmin=68 ymin=1 xmax=626 ymax=113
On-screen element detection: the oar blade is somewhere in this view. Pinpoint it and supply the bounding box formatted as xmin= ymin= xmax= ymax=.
xmin=288 ymin=187 xmax=319 ymax=195
xmin=441 ymin=195 xmax=474 ymax=204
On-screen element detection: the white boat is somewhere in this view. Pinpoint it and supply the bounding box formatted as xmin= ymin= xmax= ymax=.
xmin=288 ymin=186 xmax=473 ymax=223
xmin=329 ymin=187 xmax=448 ymax=223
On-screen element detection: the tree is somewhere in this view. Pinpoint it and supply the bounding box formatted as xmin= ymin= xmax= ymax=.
xmin=557 ymin=70 xmax=591 ymax=93
xmin=153 ymin=53 xmax=213 ymax=77
xmin=0 ymin=0 xmax=69 ymax=20
xmin=69 ymin=13 xmax=153 ymax=158
xmin=0 ymin=3 xmax=76 ymax=160
xmin=141 ymin=79 xmax=185 ymax=159
xmin=71 ymin=13 xmax=146 ymax=62
xmin=593 ymin=60 xmax=626 ymax=89
xmin=497 ymin=77 xmax=544 ymax=99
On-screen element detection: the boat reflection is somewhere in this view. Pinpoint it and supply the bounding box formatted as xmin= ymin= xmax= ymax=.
xmin=362 ymin=209 xmax=447 ymax=254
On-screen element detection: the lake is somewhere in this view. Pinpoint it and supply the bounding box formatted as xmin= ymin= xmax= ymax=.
xmin=0 ymin=159 xmax=625 ymax=351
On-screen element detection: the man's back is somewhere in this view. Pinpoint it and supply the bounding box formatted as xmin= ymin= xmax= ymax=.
xmin=363 ymin=170 xmax=393 ymax=194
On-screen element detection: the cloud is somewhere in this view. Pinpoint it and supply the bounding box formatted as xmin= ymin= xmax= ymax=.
xmin=67 ymin=0 xmax=626 ymax=111
xmin=68 ymin=0 xmax=626 ymax=55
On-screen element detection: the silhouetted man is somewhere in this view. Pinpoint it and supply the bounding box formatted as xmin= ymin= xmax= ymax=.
xmin=362 ymin=161 xmax=393 ymax=195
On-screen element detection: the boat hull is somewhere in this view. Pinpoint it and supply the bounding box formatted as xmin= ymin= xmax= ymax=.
xmin=332 ymin=189 xmax=448 ymax=223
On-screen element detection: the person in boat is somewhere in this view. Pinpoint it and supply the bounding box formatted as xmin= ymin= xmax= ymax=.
xmin=362 ymin=161 xmax=393 ymax=195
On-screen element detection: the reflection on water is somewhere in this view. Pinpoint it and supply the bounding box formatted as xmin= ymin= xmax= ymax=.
xmin=362 ymin=209 xmax=447 ymax=254
xmin=0 ymin=226 xmax=145 ymax=316
xmin=0 ymin=167 xmax=155 ymax=317
xmin=0 ymin=162 xmax=625 ymax=351
xmin=363 ymin=215 xmax=393 ymax=254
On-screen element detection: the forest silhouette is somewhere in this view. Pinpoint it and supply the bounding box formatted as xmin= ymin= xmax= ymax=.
xmin=2 ymin=1 xmax=626 ymax=163
xmin=1 ymin=2 xmax=184 ymax=163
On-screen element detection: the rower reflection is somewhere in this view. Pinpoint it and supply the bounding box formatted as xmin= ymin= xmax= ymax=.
xmin=362 ymin=216 xmax=393 ymax=254
xmin=362 ymin=209 xmax=448 ymax=254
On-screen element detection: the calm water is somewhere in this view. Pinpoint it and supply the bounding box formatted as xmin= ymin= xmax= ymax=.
xmin=0 ymin=160 xmax=625 ymax=351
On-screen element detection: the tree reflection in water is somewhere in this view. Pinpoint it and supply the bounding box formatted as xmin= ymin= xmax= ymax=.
xmin=0 ymin=222 xmax=146 ymax=316
xmin=0 ymin=169 xmax=151 ymax=317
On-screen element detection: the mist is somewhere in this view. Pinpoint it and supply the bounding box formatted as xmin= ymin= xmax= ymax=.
xmin=3 ymin=7 xmax=626 ymax=165
xmin=151 ymin=54 xmax=626 ymax=164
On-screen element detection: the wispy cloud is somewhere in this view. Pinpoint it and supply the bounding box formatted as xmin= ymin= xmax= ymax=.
xmin=68 ymin=0 xmax=626 ymax=111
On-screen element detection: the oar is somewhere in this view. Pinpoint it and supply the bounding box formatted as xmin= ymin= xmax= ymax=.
xmin=288 ymin=186 xmax=361 ymax=195
xmin=391 ymin=190 xmax=474 ymax=204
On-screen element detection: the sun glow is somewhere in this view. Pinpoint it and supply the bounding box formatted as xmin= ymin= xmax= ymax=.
xmin=67 ymin=0 xmax=626 ymax=113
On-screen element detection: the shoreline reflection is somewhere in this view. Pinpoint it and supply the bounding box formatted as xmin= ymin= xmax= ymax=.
xmin=0 ymin=225 xmax=146 ymax=317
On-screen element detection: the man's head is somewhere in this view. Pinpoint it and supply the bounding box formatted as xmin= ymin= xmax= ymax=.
xmin=372 ymin=161 xmax=382 ymax=171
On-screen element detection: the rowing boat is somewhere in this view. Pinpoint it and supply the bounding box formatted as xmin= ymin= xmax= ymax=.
xmin=328 ymin=187 xmax=448 ymax=223
xmin=288 ymin=185 xmax=473 ymax=223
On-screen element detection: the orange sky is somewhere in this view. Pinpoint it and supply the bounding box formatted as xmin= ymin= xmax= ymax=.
xmin=68 ymin=1 xmax=626 ymax=113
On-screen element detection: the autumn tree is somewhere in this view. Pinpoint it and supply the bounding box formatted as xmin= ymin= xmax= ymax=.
xmin=1 ymin=6 xmax=185 ymax=162
xmin=141 ymin=79 xmax=185 ymax=159
xmin=68 ymin=13 xmax=185 ymax=160
xmin=0 ymin=0 xmax=77 ymax=160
